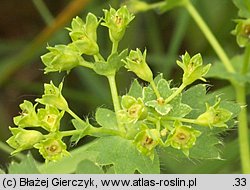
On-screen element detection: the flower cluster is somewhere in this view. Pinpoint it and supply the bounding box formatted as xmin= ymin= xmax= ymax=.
xmin=7 ymin=6 xmax=238 ymax=165
xmin=7 ymin=82 xmax=69 ymax=162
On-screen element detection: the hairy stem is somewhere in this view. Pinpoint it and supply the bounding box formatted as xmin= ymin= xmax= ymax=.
xmin=185 ymin=1 xmax=235 ymax=73
xmin=242 ymin=45 xmax=250 ymax=74
xmin=234 ymin=84 xmax=250 ymax=173
xmin=107 ymin=75 xmax=124 ymax=132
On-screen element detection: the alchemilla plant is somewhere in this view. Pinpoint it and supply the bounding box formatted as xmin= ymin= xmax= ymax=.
xmin=6 ymin=0 xmax=250 ymax=174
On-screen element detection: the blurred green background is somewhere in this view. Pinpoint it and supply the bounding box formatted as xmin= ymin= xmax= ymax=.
xmin=0 ymin=0 xmax=246 ymax=173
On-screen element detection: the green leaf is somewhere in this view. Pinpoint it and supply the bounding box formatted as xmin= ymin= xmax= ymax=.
xmin=233 ymin=0 xmax=250 ymax=18
xmin=157 ymin=79 xmax=172 ymax=99
xmin=128 ymin=79 xmax=143 ymax=98
xmin=8 ymin=153 xmax=40 ymax=174
xmin=108 ymin=49 xmax=128 ymax=71
xmin=70 ymin=119 xmax=89 ymax=144
xmin=182 ymin=84 xmax=240 ymax=124
xmin=142 ymin=85 xmax=156 ymax=102
xmin=179 ymin=83 xmax=240 ymax=159
xmin=75 ymin=160 xmax=104 ymax=174
xmin=94 ymin=49 xmax=128 ymax=76
xmin=220 ymin=101 xmax=241 ymax=119
xmin=189 ymin=132 xmax=222 ymax=159
xmin=182 ymin=84 xmax=212 ymax=118
xmin=153 ymin=73 xmax=164 ymax=84
xmin=95 ymin=108 xmax=118 ymax=129
xmin=87 ymin=136 xmax=160 ymax=174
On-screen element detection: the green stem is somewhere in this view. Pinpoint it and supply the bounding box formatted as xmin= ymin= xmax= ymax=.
xmin=165 ymin=83 xmax=186 ymax=103
xmin=79 ymin=60 xmax=94 ymax=69
xmin=32 ymin=0 xmax=54 ymax=25
xmin=107 ymin=75 xmax=124 ymax=132
xmin=0 ymin=141 xmax=25 ymax=161
xmin=60 ymin=127 xmax=125 ymax=138
xmin=150 ymin=80 xmax=161 ymax=99
xmin=185 ymin=1 xmax=235 ymax=73
xmin=242 ymin=45 xmax=250 ymax=74
xmin=164 ymin=116 xmax=197 ymax=124
xmin=97 ymin=53 xmax=105 ymax=61
xmin=64 ymin=108 xmax=125 ymax=138
xmin=234 ymin=84 xmax=250 ymax=173
xmin=112 ymin=41 xmax=119 ymax=54
xmin=156 ymin=121 xmax=161 ymax=131
xmin=66 ymin=108 xmax=84 ymax=124
xmin=148 ymin=1 xmax=166 ymax=10
xmin=94 ymin=53 xmax=105 ymax=62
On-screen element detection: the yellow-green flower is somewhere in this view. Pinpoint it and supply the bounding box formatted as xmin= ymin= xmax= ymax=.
xmin=123 ymin=49 xmax=153 ymax=82
xmin=13 ymin=100 xmax=39 ymax=128
xmin=7 ymin=127 xmax=44 ymax=155
xmin=36 ymin=81 xmax=68 ymax=111
xmin=41 ymin=44 xmax=85 ymax=74
xmin=102 ymin=6 xmax=134 ymax=42
xmin=196 ymin=98 xmax=232 ymax=128
xmin=118 ymin=95 xmax=147 ymax=123
xmin=165 ymin=121 xmax=201 ymax=156
xmin=37 ymin=106 xmax=64 ymax=132
xmin=34 ymin=138 xmax=70 ymax=162
xmin=177 ymin=52 xmax=211 ymax=86
xmin=68 ymin=13 xmax=99 ymax=55
xmin=134 ymin=129 xmax=161 ymax=160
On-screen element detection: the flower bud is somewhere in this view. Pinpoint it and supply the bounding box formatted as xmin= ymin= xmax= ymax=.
xmin=165 ymin=121 xmax=201 ymax=156
xmin=37 ymin=106 xmax=64 ymax=132
xmin=196 ymin=98 xmax=232 ymax=128
xmin=13 ymin=100 xmax=39 ymax=128
xmin=36 ymin=81 xmax=68 ymax=111
xmin=34 ymin=138 xmax=70 ymax=162
xmin=102 ymin=6 xmax=134 ymax=42
xmin=41 ymin=44 xmax=85 ymax=74
xmin=123 ymin=49 xmax=153 ymax=82
xmin=68 ymin=14 xmax=99 ymax=55
xmin=7 ymin=127 xmax=44 ymax=155
xmin=118 ymin=95 xmax=147 ymax=123
xmin=134 ymin=129 xmax=161 ymax=160
xmin=177 ymin=52 xmax=211 ymax=86
xmin=232 ymin=18 xmax=250 ymax=47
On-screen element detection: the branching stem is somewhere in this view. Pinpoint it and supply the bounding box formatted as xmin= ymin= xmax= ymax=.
xmin=107 ymin=75 xmax=125 ymax=132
